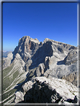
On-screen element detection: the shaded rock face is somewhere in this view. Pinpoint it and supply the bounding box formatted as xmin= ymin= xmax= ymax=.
xmin=62 ymin=71 xmax=77 ymax=86
xmin=30 ymin=41 xmax=53 ymax=68
xmin=24 ymin=83 xmax=62 ymax=103
xmin=14 ymin=77 xmax=78 ymax=104
xmin=35 ymin=63 xmax=45 ymax=77
xmin=64 ymin=49 xmax=77 ymax=65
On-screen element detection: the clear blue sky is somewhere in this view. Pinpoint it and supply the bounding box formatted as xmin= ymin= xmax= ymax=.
xmin=3 ymin=2 xmax=77 ymax=51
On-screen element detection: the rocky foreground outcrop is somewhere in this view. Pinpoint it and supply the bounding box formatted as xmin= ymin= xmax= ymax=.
xmin=14 ymin=77 xmax=79 ymax=104
xmin=3 ymin=36 xmax=79 ymax=104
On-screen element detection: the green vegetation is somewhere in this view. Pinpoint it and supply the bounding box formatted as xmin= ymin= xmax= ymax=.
xmin=3 ymin=89 xmax=16 ymax=100
xmin=3 ymin=63 xmax=26 ymax=103
xmin=3 ymin=63 xmax=14 ymax=77
xmin=3 ymin=70 xmax=19 ymax=90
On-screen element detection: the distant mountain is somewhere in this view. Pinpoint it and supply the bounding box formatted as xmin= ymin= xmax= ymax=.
xmin=3 ymin=51 xmax=12 ymax=58
xmin=2 ymin=36 xmax=79 ymax=105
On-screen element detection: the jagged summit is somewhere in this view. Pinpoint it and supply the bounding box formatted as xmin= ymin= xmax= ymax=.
xmin=4 ymin=36 xmax=77 ymax=71
xmin=15 ymin=36 xmax=76 ymax=55
xmin=18 ymin=36 xmax=76 ymax=47
xmin=18 ymin=36 xmax=40 ymax=45
xmin=13 ymin=36 xmax=40 ymax=62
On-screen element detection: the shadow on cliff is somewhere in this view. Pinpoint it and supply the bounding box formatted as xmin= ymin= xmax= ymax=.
xmin=29 ymin=41 xmax=53 ymax=69
xmin=14 ymin=81 xmax=26 ymax=91
xmin=57 ymin=60 xmax=65 ymax=65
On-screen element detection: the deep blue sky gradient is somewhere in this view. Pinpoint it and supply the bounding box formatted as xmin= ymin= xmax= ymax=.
xmin=3 ymin=3 xmax=77 ymax=51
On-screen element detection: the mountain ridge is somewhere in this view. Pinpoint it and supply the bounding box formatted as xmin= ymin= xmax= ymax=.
xmin=2 ymin=36 xmax=79 ymax=104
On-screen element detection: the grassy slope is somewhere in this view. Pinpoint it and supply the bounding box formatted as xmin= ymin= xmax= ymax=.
xmin=2 ymin=61 xmax=25 ymax=103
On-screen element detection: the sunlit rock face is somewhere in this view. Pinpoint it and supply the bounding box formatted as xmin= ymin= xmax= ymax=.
xmin=13 ymin=36 xmax=40 ymax=61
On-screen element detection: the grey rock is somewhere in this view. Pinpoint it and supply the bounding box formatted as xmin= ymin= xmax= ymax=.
xmin=14 ymin=77 xmax=78 ymax=104
xmin=35 ymin=63 xmax=45 ymax=77
xmin=25 ymin=60 xmax=32 ymax=71
xmin=30 ymin=41 xmax=53 ymax=68
xmin=13 ymin=36 xmax=40 ymax=63
xmin=64 ymin=49 xmax=77 ymax=65
xmin=62 ymin=71 xmax=77 ymax=86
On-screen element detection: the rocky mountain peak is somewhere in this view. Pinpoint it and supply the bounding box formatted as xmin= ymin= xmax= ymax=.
xmin=13 ymin=36 xmax=41 ymax=62
xmin=18 ymin=36 xmax=40 ymax=46
xmin=2 ymin=36 xmax=78 ymax=104
xmin=43 ymin=38 xmax=50 ymax=43
xmin=18 ymin=36 xmax=30 ymax=45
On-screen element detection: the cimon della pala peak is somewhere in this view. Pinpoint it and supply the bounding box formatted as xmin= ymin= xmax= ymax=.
xmin=2 ymin=36 xmax=79 ymax=105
